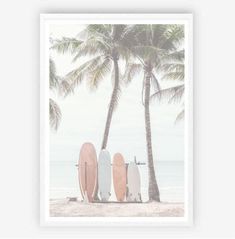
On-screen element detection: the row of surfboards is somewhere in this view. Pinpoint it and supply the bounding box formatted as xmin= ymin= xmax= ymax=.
xmin=78 ymin=142 xmax=141 ymax=203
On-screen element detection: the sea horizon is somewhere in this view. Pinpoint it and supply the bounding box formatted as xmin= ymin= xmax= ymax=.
xmin=50 ymin=160 xmax=184 ymax=203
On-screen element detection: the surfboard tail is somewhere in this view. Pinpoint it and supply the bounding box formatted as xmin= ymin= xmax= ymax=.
xmin=83 ymin=191 xmax=89 ymax=203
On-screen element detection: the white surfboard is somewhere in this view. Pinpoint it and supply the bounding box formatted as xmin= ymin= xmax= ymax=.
xmin=127 ymin=162 xmax=141 ymax=202
xmin=98 ymin=149 xmax=111 ymax=201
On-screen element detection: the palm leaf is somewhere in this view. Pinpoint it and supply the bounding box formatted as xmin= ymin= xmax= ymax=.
xmin=132 ymin=45 xmax=164 ymax=62
xmin=118 ymin=25 xmax=137 ymax=46
xmin=151 ymin=73 xmax=161 ymax=93
xmin=175 ymin=108 xmax=184 ymax=122
xmin=88 ymin=57 xmax=112 ymax=89
xmin=49 ymin=98 xmax=61 ymax=130
xmin=160 ymin=49 xmax=184 ymax=64
xmin=59 ymin=79 xmax=75 ymax=96
xmin=116 ymin=45 xmax=133 ymax=62
xmin=161 ymin=71 xmax=184 ymax=81
xmin=168 ymin=85 xmax=184 ymax=103
xmin=160 ymin=63 xmax=184 ymax=74
xmin=122 ymin=62 xmax=142 ymax=85
xmin=112 ymin=25 xmax=127 ymax=41
xmin=72 ymin=36 xmax=110 ymax=62
xmin=51 ymin=37 xmax=83 ymax=54
xmin=151 ymin=24 xmax=169 ymax=47
xmin=161 ymin=25 xmax=184 ymax=50
xmin=151 ymin=84 xmax=184 ymax=104
xmin=82 ymin=24 xmax=111 ymax=39
xmin=59 ymin=55 xmax=104 ymax=96
xmin=49 ymin=58 xmax=59 ymax=89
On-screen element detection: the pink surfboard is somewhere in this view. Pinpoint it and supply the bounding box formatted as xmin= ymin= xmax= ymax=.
xmin=113 ymin=153 xmax=126 ymax=202
xmin=78 ymin=143 xmax=97 ymax=202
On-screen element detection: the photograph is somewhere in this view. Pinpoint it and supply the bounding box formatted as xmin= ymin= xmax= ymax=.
xmin=1 ymin=0 xmax=235 ymax=237
xmin=40 ymin=14 xmax=193 ymax=226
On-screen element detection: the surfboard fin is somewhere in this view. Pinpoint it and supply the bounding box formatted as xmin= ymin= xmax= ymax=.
xmin=83 ymin=191 xmax=89 ymax=203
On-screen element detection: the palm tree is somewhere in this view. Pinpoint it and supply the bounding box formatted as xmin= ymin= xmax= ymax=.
xmin=151 ymin=49 xmax=185 ymax=122
xmin=123 ymin=24 xmax=184 ymax=201
xmin=49 ymin=58 xmax=62 ymax=130
xmin=51 ymin=25 xmax=134 ymax=149
xmin=52 ymin=25 xmax=135 ymax=200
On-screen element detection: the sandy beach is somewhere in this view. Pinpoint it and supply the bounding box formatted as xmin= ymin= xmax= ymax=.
xmin=50 ymin=199 xmax=184 ymax=217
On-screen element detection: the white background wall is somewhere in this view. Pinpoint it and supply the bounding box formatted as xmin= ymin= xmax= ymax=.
xmin=0 ymin=0 xmax=235 ymax=238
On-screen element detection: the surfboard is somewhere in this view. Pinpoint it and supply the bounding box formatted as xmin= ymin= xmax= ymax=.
xmin=113 ymin=153 xmax=126 ymax=202
xmin=127 ymin=161 xmax=141 ymax=202
xmin=98 ymin=149 xmax=111 ymax=202
xmin=78 ymin=142 xmax=97 ymax=203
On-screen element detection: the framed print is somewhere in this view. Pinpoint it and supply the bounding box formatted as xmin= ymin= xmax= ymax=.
xmin=40 ymin=13 xmax=193 ymax=226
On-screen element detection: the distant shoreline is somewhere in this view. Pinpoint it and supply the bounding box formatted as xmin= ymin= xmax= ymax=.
xmin=50 ymin=198 xmax=184 ymax=217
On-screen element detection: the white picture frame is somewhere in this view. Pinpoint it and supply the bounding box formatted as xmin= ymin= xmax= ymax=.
xmin=40 ymin=13 xmax=193 ymax=227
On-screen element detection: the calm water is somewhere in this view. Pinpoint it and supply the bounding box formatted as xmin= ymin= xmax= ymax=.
xmin=50 ymin=160 xmax=184 ymax=202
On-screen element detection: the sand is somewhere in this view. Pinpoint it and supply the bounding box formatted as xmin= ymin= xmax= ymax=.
xmin=50 ymin=199 xmax=184 ymax=217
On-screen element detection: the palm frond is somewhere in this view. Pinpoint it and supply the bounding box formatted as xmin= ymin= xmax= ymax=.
xmin=175 ymin=108 xmax=184 ymax=122
xmin=49 ymin=98 xmax=61 ymax=130
xmin=72 ymin=36 xmax=110 ymax=62
xmin=49 ymin=58 xmax=59 ymax=89
xmin=161 ymin=71 xmax=184 ymax=81
xmin=88 ymin=57 xmax=112 ymax=89
xmin=151 ymin=73 xmax=161 ymax=93
xmin=168 ymin=85 xmax=184 ymax=104
xmin=151 ymin=24 xmax=169 ymax=47
xmin=150 ymin=84 xmax=184 ymax=104
xmin=116 ymin=45 xmax=133 ymax=62
xmin=59 ymin=79 xmax=75 ymax=96
xmin=158 ymin=49 xmax=185 ymax=81
xmin=51 ymin=37 xmax=83 ymax=54
xmin=160 ymin=49 xmax=184 ymax=64
xmin=85 ymin=24 xmax=111 ymax=39
xmin=132 ymin=45 xmax=164 ymax=62
xmin=59 ymin=55 xmax=104 ymax=96
xmin=161 ymin=63 xmax=184 ymax=74
xmin=161 ymin=25 xmax=184 ymax=50
xmin=132 ymin=24 xmax=163 ymax=46
xmin=112 ymin=25 xmax=127 ymax=41
xmin=122 ymin=63 xmax=142 ymax=85
xmin=118 ymin=25 xmax=138 ymax=46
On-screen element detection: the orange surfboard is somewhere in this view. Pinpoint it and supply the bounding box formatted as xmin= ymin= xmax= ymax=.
xmin=78 ymin=143 xmax=97 ymax=202
xmin=113 ymin=153 xmax=126 ymax=202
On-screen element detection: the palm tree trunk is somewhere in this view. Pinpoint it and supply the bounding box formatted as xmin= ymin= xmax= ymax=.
xmin=93 ymin=58 xmax=119 ymax=201
xmin=144 ymin=72 xmax=161 ymax=202
xmin=101 ymin=58 xmax=119 ymax=149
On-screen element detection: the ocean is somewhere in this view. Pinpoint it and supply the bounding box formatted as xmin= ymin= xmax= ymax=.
xmin=50 ymin=160 xmax=184 ymax=202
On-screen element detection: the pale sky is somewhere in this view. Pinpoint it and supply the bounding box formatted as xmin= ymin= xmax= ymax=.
xmin=49 ymin=24 xmax=184 ymax=163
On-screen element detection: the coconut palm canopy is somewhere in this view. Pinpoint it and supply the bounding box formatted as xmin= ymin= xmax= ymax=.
xmin=123 ymin=25 xmax=184 ymax=95
xmin=51 ymin=25 xmax=139 ymax=150
xmin=51 ymin=25 xmax=135 ymax=95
